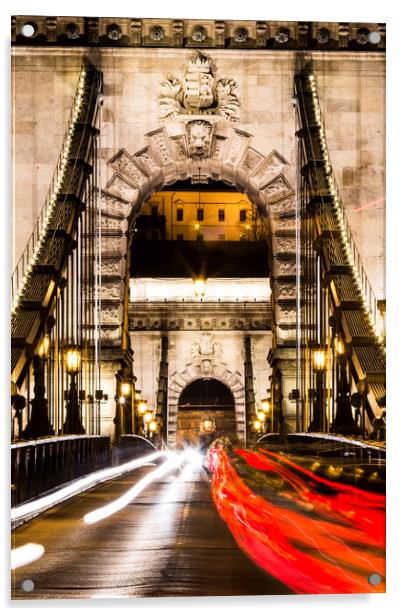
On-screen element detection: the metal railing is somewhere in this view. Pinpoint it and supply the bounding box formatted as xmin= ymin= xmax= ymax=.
xmin=294 ymin=68 xmax=381 ymax=335
xmin=11 ymin=434 xmax=111 ymax=506
xmin=11 ymin=54 xmax=101 ymax=310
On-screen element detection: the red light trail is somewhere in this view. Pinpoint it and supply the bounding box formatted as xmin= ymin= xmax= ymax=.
xmin=207 ymin=445 xmax=385 ymax=594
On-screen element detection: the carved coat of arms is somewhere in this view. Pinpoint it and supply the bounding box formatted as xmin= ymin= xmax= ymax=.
xmin=159 ymin=51 xmax=240 ymax=121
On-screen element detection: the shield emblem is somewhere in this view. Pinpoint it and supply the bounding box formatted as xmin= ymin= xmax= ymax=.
xmin=183 ymin=72 xmax=214 ymax=109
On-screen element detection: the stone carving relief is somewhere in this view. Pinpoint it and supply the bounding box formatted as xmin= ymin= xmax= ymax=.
xmin=100 ymin=327 xmax=121 ymax=343
xmin=134 ymin=147 xmax=160 ymax=175
xmin=190 ymin=333 xmax=223 ymax=359
xmin=159 ymin=50 xmax=240 ymax=121
xmin=272 ymin=236 xmax=297 ymax=255
xmin=101 ymin=306 xmax=120 ymax=325
xmin=187 ymin=120 xmax=213 ymax=159
xmin=170 ymin=135 xmax=188 ymax=160
xmin=224 ymin=130 xmax=250 ymax=166
xmin=261 ymin=174 xmax=293 ymax=202
xmin=275 ymin=306 xmax=298 ymax=324
xmin=100 ymin=215 xmax=123 ymax=231
xmin=251 ymin=150 xmax=289 ymax=188
xmin=268 ymin=193 xmax=295 ymax=217
xmin=106 ymin=173 xmax=139 ymax=202
xmin=101 ymin=191 xmax=131 ymax=217
xmin=238 ymin=148 xmax=265 ymax=177
xmin=211 ymin=135 xmax=228 ymax=160
xmin=101 ymin=282 xmax=122 ymax=301
xmin=101 ymin=236 xmax=124 ymax=255
xmin=101 ymin=259 xmax=123 ymax=277
xmin=273 ymin=259 xmax=298 ymax=277
xmin=109 ymin=149 xmax=146 ymax=186
xmin=146 ymin=129 xmax=174 ymax=166
xmin=275 ymin=283 xmax=297 ymax=300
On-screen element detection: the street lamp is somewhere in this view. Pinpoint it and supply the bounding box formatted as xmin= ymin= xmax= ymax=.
xmin=21 ymin=334 xmax=54 ymax=439
xmin=311 ymin=348 xmax=326 ymax=432
xmin=63 ymin=346 xmax=85 ymax=434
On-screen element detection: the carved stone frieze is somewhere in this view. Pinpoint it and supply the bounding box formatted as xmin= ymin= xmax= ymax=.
xmin=267 ymin=193 xmax=295 ymax=217
xmin=101 ymin=306 xmax=121 ymax=325
xmin=130 ymin=19 xmax=142 ymax=46
xmin=215 ymin=21 xmax=226 ymax=47
xmin=223 ymin=130 xmax=251 ymax=167
xmin=211 ymin=134 xmax=228 ymax=160
xmin=251 ymin=150 xmax=289 ymax=188
xmin=169 ymin=135 xmax=188 ymax=161
xmin=270 ymin=215 xmax=297 ymax=232
xmin=272 ymin=259 xmax=298 ymax=277
xmin=100 ymin=327 xmax=121 ymax=342
xmin=260 ymin=174 xmax=293 ymax=202
xmin=272 ymin=236 xmax=296 ymax=255
xmin=146 ymin=129 xmax=174 ymax=166
xmin=238 ymin=147 xmax=265 ymax=178
xmin=134 ymin=147 xmax=160 ymax=175
xmin=101 ymin=259 xmax=124 ymax=277
xmin=101 ymin=191 xmax=131 ymax=218
xmin=274 ymin=282 xmax=297 ymax=300
xmin=109 ymin=149 xmax=147 ymax=186
xmin=101 ymin=235 xmax=125 ymax=255
xmin=106 ymin=173 xmax=139 ymax=203
xmin=275 ymin=305 xmax=298 ymax=324
xmin=101 ymin=282 xmax=122 ymax=301
xmin=100 ymin=215 xmax=124 ymax=231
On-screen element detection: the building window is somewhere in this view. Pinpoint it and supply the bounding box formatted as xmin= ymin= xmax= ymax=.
xmin=197 ymin=209 xmax=204 ymax=221
xmin=176 ymin=208 xmax=183 ymax=221
xmin=176 ymin=233 xmax=183 ymax=241
xmin=218 ymin=234 xmax=225 ymax=241
xmin=151 ymin=205 xmax=158 ymax=216
xmin=218 ymin=209 xmax=225 ymax=222
xmin=240 ymin=209 xmax=247 ymax=222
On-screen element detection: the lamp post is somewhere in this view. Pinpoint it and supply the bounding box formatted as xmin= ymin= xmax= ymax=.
xmin=21 ymin=334 xmax=55 ymax=439
xmin=332 ymin=339 xmax=357 ymax=435
xmin=63 ymin=346 xmax=85 ymax=434
xmin=311 ymin=348 xmax=326 ymax=432
xmin=120 ymin=380 xmax=132 ymax=434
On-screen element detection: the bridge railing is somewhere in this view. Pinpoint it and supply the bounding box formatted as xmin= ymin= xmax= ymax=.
xmin=294 ymin=67 xmax=382 ymax=338
xmin=11 ymin=53 xmax=101 ymax=311
xmin=11 ymin=435 xmax=111 ymax=506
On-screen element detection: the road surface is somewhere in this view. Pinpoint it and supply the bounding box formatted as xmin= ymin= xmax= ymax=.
xmin=11 ymin=459 xmax=291 ymax=599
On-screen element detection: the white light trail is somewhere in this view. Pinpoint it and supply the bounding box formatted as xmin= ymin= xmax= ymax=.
xmin=11 ymin=543 xmax=45 ymax=570
xmin=84 ymin=452 xmax=185 ymax=525
xmin=11 ymin=451 xmax=166 ymax=523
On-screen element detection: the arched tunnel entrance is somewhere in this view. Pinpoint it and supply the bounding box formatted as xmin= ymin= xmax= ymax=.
xmin=177 ymin=378 xmax=236 ymax=447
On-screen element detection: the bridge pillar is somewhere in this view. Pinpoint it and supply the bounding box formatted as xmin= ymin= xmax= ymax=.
xmin=268 ymin=348 xmax=297 ymax=433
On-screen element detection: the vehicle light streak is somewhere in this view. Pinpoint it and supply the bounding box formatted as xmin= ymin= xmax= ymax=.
xmin=207 ymin=446 xmax=385 ymax=594
xmin=12 ymin=451 xmax=166 ymax=523
xmin=11 ymin=543 xmax=45 ymax=569
xmin=83 ymin=452 xmax=185 ymax=525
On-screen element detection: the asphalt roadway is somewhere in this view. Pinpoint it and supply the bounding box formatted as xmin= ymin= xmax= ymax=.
xmin=11 ymin=460 xmax=291 ymax=599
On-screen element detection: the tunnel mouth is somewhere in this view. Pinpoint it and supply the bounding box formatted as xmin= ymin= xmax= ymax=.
xmin=177 ymin=378 xmax=236 ymax=447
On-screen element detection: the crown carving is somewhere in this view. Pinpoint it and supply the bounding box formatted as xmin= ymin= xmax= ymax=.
xmin=185 ymin=51 xmax=211 ymax=74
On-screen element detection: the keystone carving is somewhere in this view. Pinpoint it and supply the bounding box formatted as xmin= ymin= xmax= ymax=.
xmin=187 ymin=120 xmax=213 ymax=159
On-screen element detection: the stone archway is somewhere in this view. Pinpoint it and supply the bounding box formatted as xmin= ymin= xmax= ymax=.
xmin=98 ymin=120 xmax=297 ymax=349
xmin=97 ymin=119 xmax=298 ymax=436
xmin=176 ymin=379 xmax=236 ymax=446
xmin=169 ymin=352 xmax=245 ymax=446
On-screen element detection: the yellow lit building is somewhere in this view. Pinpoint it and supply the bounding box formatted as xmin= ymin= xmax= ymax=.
xmin=139 ymin=190 xmax=266 ymax=242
